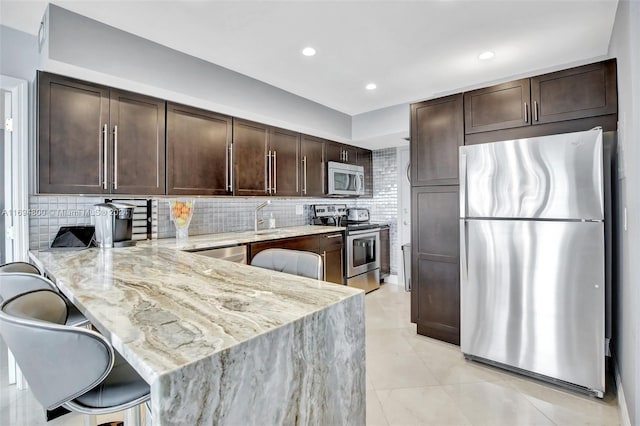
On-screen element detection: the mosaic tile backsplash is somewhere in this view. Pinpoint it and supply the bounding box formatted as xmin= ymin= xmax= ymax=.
xmin=29 ymin=148 xmax=401 ymax=275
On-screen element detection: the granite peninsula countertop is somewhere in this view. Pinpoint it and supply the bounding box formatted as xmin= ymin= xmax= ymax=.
xmin=140 ymin=225 xmax=346 ymax=251
xmin=30 ymin=226 xmax=365 ymax=425
xmin=30 ymin=245 xmax=362 ymax=384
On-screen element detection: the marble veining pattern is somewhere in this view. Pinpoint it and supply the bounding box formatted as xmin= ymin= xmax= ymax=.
xmin=30 ymin=245 xmax=365 ymax=425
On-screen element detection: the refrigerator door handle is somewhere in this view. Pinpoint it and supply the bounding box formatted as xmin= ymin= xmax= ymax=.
xmin=459 ymin=152 xmax=467 ymax=218
xmin=459 ymin=219 xmax=469 ymax=285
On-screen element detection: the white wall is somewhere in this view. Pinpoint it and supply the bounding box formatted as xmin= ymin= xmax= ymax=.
xmin=0 ymin=25 xmax=38 ymax=81
xmin=41 ymin=5 xmax=352 ymax=143
xmin=352 ymin=103 xmax=410 ymax=149
xmin=607 ymin=1 xmax=640 ymax=424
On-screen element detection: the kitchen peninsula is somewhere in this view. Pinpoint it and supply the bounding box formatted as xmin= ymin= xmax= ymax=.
xmin=29 ymin=243 xmax=365 ymax=425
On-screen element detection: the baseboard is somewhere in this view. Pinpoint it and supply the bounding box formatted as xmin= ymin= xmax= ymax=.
xmin=383 ymin=274 xmax=399 ymax=284
xmin=614 ymin=358 xmax=632 ymax=426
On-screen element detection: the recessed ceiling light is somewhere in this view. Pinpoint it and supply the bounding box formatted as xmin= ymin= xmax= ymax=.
xmin=302 ymin=47 xmax=316 ymax=57
xmin=365 ymin=83 xmax=377 ymax=90
xmin=478 ymin=51 xmax=495 ymax=60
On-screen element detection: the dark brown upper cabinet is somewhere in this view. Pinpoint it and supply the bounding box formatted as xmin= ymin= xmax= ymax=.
xmin=300 ymin=135 xmax=325 ymax=197
xmin=38 ymin=72 xmax=165 ymax=195
xmin=531 ymin=60 xmax=617 ymax=124
xmin=411 ymin=94 xmax=464 ymax=186
xmin=464 ymin=79 xmax=531 ymax=134
xmin=233 ymin=119 xmax=300 ymax=196
xmin=325 ymin=141 xmax=357 ymax=164
xmin=109 ymin=90 xmax=165 ymax=195
xmin=465 ymin=59 xmax=617 ymax=135
xmin=167 ymin=103 xmax=232 ymax=195
xmin=269 ymin=127 xmax=300 ymax=197
xmin=356 ymin=148 xmax=373 ymax=198
xmin=233 ymin=119 xmax=270 ymax=196
xmin=38 ymin=72 xmax=110 ymax=194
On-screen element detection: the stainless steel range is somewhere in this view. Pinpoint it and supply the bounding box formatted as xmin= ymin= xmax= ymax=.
xmin=312 ymin=204 xmax=381 ymax=293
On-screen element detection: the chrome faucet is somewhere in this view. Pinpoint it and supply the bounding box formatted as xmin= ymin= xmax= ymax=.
xmin=254 ymin=200 xmax=272 ymax=232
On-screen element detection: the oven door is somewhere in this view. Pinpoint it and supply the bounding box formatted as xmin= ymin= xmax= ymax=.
xmin=347 ymin=229 xmax=380 ymax=277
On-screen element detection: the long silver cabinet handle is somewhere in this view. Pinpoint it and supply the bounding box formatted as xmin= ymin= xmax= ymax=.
xmin=102 ymin=124 xmax=108 ymax=190
xmin=534 ymin=101 xmax=539 ymax=122
xmin=228 ymin=144 xmax=234 ymax=193
xmin=225 ymin=144 xmax=229 ymax=191
xmin=325 ymin=234 xmax=342 ymax=239
xmin=273 ymin=150 xmax=277 ymax=195
xmin=265 ymin=150 xmax=270 ymax=194
xmin=113 ymin=125 xmax=118 ymax=190
xmin=524 ymin=102 xmax=529 ymax=123
xmin=322 ymin=251 xmax=327 ymax=281
xmin=302 ymin=156 xmax=307 ymax=194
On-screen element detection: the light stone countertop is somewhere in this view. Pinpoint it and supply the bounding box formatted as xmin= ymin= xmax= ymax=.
xmin=30 ymin=245 xmax=361 ymax=385
xmin=140 ymin=225 xmax=346 ymax=251
xmin=30 ymin=225 xmax=365 ymax=425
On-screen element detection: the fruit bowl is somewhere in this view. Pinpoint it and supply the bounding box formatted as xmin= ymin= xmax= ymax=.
xmin=169 ymin=199 xmax=195 ymax=244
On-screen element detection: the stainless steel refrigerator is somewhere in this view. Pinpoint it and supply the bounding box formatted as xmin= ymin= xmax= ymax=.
xmin=459 ymin=128 xmax=609 ymax=398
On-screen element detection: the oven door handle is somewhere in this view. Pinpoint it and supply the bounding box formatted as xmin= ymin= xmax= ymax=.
xmin=347 ymin=228 xmax=380 ymax=236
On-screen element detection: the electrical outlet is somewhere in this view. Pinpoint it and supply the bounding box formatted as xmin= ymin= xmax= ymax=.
xmin=295 ymin=204 xmax=303 ymax=215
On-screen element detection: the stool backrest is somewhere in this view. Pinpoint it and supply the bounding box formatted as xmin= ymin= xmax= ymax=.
xmin=0 ymin=261 xmax=40 ymax=274
xmin=251 ymin=248 xmax=323 ymax=280
xmin=0 ymin=289 xmax=114 ymax=409
xmin=0 ymin=272 xmax=55 ymax=303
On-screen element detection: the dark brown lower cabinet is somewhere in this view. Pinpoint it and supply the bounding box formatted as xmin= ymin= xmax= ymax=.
xmin=411 ymin=186 xmax=460 ymax=345
xmin=380 ymin=225 xmax=390 ymax=281
xmin=320 ymin=233 xmax=344 ymax=285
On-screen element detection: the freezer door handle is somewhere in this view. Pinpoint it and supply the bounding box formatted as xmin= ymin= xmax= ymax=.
xmin=459 ymin=152 xmax=467 ymax=218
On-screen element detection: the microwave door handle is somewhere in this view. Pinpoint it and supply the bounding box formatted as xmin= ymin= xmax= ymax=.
xmin=355 ymin=174 xmax=363 ymax=193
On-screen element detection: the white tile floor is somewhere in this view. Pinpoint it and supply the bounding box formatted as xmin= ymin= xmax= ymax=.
xmin=1 ymin=282 xmax=621 ymax=425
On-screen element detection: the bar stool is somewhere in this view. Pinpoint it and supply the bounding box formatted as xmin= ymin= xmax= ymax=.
xmin=251 ymin=248 xmax=324 ymax=280
xmin=0 ymin=271 xmax=90 ymax=392
xmin=0 ymin=289 xmax=150 ymax=426
xmin=0 ymin=261 xmax=41 ymax=274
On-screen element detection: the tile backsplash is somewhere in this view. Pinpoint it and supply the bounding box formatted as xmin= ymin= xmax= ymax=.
xmin=28 ymin=148 xmax=401 ymax=275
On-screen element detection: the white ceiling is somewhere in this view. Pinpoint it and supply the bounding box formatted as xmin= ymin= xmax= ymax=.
xmin=0 ymin=0 xmax=619 ymax=116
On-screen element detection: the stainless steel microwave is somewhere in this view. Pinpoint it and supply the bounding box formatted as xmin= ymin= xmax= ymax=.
xmin=327 ymin=161 xmax=365 ymax=196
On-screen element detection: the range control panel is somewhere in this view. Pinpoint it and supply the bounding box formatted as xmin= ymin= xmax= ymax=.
xmin=312 ymin=204 xmax=347 ymax=218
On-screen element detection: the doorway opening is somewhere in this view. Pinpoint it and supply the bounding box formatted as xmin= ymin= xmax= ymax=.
xmin=1 ymin=75 xmax=29 ymax=264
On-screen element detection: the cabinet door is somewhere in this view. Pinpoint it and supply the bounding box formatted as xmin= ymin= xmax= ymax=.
xmin=356 ymin=149 xmax=373 ymax=198
xmin=411 ymin=94 xmax=463 ymax=186
xmin=167 ymin=103 xmax=232 ymax=195
xmin=411 ymin=186 xmax=460 ymax=345
xmin=464 ymin=79 xmax=531 ymax=134
xmin=325 ymin=141 xmax=344 ymax=163
xmin=233 ymin=119 xmax=269 ymax=196
xmin=38 ymin=72 xmax=109 ymax=194
xmin=300 ymin=135 xmax=325 ymax=196
xmin=343 ymin=145 xmax=358 ymax=164
xmin=110 ymin=90 xmax=165 ymax=195
xmin=320 ymin=233 xmax=344 ymax=284
xmin=531 ymin=59 xmax=617 ymax=125
xmin=269 ymin=127 xmax=300 ymax=196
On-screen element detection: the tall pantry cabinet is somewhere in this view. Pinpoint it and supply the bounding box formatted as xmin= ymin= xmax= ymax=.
xmin=410 ymin=94 xmax=463 ymax=345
